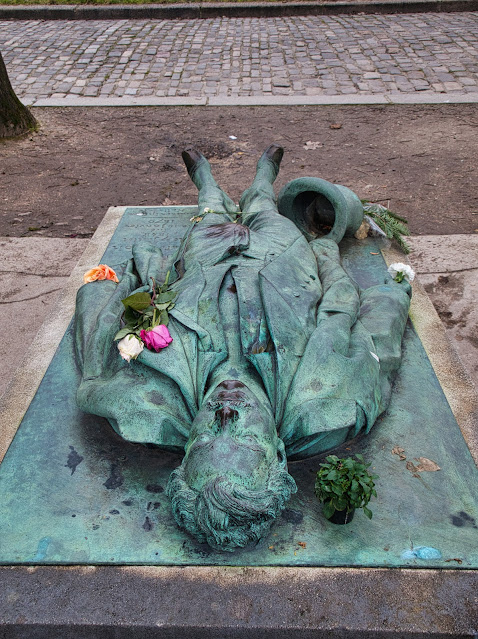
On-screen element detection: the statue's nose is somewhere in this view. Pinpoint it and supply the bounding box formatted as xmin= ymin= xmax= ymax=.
xmin=215 ymin=406 xmax=239 ymax=430
xmin=219 ymin=380 xmax=244 ymax=390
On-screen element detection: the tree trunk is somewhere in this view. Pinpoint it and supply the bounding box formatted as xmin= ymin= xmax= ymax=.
xmin=0 ymin=50 xmax=38 ymax=138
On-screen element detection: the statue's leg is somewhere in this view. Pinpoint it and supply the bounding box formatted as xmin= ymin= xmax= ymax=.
xmin=182 ymin=147 xmax=238 ymax=215
xmin=239 ymin=144 xmax=283 ymax=221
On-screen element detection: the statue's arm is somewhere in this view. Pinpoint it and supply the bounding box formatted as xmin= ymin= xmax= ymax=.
xmin=74 ymin=259 xmax=144 ymax=379
xmin=73 ymin=255 xmax=192 ymax=449
xmin=280 ymin=239 xmax=411 ymax=458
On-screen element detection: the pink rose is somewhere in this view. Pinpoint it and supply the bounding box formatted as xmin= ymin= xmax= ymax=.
xmin=140 ymin=325 xmax=173 ymax=352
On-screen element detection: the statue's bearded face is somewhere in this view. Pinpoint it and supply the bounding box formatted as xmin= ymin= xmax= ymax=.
xmin=183 ymin=381 xmax=281 ymax=492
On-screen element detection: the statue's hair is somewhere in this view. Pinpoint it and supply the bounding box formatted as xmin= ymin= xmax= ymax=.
xmin=166 ymin=441 xmax=297 ymax=552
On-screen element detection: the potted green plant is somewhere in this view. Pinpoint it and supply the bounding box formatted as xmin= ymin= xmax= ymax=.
xmin=314 ymin=454 xmax=378 ymax=524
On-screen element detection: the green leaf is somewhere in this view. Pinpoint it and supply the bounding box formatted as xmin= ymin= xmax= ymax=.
xmin=157 ymin=291 xmax=177 ymax=304
xmin=124 ymin=305 xmax=139 ymax=325
xmin=122 ymin=292 xmax=152 ymax=311
xmin=322 ymin=501 xmax=335 ymax=519
xmin=363 ymin=506 xmax=373 ymax=520
xmin=160 ymin=310 xmax=169 ymax=326
xmin=114 ymin=327 xmax=134 ymax=341
xmin=335 ymin=498 xmax=348 ymax=511
xmin=155 ymin=302 xmax=170 ymax=311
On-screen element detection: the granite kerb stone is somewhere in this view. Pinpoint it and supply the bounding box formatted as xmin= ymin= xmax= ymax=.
xmin=0 ymin=0 xmax=477 ymax=20
xmin=0 ymin=565 xmax=477 ymax=638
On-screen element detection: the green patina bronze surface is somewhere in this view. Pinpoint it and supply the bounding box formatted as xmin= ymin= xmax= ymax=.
xmin=0 ymin=202 xmax=477 ymax=565
xmin=72 ymin=147 xmax=413 ymax=551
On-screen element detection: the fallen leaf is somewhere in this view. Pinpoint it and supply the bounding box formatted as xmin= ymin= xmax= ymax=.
xmin=298 ymin=542 xmax=307 ymax=548
xmin=269 ymin=545 xmax=274 ymax=550
xmin=392 ymin=446 xmax=407 ymax=461
xmin=406 ymin=461 xmax=419 ymax=474
xmin=444 ymin=558 xmax=463 ymax=564
xmin=415 ymin=457 xmax=440 ymax=472
xmin=370 ymin=252 xmax=379 ymax=255
xmin=330 ymin=123 xmax=342 ymax=129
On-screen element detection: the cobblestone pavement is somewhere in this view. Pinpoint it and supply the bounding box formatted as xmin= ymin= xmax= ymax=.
xmin=1 ymin=12 xmax=478 ymax=100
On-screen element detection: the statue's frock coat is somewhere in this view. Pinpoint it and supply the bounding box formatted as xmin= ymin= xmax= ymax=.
xmin=74 ymin=209 xmax=410 ymax=459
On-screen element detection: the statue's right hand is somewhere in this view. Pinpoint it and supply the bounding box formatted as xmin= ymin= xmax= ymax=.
xmin=74 ymin=259 xmax=146 ymax=378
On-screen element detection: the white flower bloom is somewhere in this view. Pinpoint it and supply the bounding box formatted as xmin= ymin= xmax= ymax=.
xmin=118 ymin=334 xmax=144 ymax=362
xmin=203 ymin=207 xmax=214 ymax=214
xmin=388 ymin=262 xmax=415 ymax=283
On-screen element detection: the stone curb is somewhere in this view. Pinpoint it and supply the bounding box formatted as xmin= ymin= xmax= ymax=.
xmin=0 ymin=0 xmax=477 ymax=20
xmin=0 ymin=566 xmax=477 ymax=638
xmin=25 ymin=93 xmax=478 ymax=107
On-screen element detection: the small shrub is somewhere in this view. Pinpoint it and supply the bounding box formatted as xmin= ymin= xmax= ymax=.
xmin=315 ymin=454 xmax=378 ymax=520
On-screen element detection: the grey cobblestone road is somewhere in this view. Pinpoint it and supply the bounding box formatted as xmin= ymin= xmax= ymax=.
xmin=1 ymin=12 xmax=478 ymax=101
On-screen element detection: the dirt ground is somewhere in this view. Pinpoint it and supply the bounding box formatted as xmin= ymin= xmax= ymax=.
xmin=0 ymin=104 xmax=477 ymax=239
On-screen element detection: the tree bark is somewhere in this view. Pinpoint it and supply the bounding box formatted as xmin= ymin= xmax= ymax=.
xmin=0 ymin=50 xmax=37 ymax=138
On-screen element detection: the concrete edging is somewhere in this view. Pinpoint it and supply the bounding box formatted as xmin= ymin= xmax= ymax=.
xmin=0 ymin=0 xmax=477 ymax=20
xmin=0 ymin=565 xmax=477 ymax=638
xmin=24 ymin=94 xmax=478 ymax=107
xmin=0 ymin=206 xmax=125 ymax=463
xmin=383 ymin=244 xmax=478 ymax=467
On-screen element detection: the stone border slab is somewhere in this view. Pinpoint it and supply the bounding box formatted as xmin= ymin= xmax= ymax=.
xmin=0 ymin=206 xmax=125 ymax=463
xmin=0 ymin=565 xmax=477 ymax=637
xmin=383 ymin=244 xmax=478 ymax=466
xmin=0 ymin=208 xmax=477 ymax=637
xmin=0 ymin=0 xmax=476 ymax=20
xmin=27 ymin=94 xmax=478 ymax=107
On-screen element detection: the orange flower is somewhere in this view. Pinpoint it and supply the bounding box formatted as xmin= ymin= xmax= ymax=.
xmin=83 ymin=264 xmax=119 ymax=284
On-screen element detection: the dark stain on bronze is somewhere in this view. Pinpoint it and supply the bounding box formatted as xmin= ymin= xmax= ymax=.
xmin=65 ymin=445 xmax=84 ymax=476
xmin=146 ymin=483 xmax=164 ymax=493
xmin=103 ymin=463 xmax=124 ymax=490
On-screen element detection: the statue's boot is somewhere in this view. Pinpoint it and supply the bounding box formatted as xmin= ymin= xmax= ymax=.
xmin=254 ymin=143 xmax=284 ymax=184
xmin=182 ymin=146 xmax=238 ymax=215
xmin=239 ymin=144 xmax=284 ymax=215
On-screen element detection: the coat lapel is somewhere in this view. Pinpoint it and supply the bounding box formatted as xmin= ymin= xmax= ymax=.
xmin=258 ymin=237 xmax=322 ymax=421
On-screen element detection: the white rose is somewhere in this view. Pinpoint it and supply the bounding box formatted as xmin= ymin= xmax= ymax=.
xmin=117 ymin=334 xmax=144 ymax=362
xmin=387 ymin=262 xmax=415 ymax=283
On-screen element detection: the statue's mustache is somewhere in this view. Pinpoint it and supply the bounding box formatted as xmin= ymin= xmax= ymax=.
xmin=206 ymin=399 xmax=251 ymax=409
